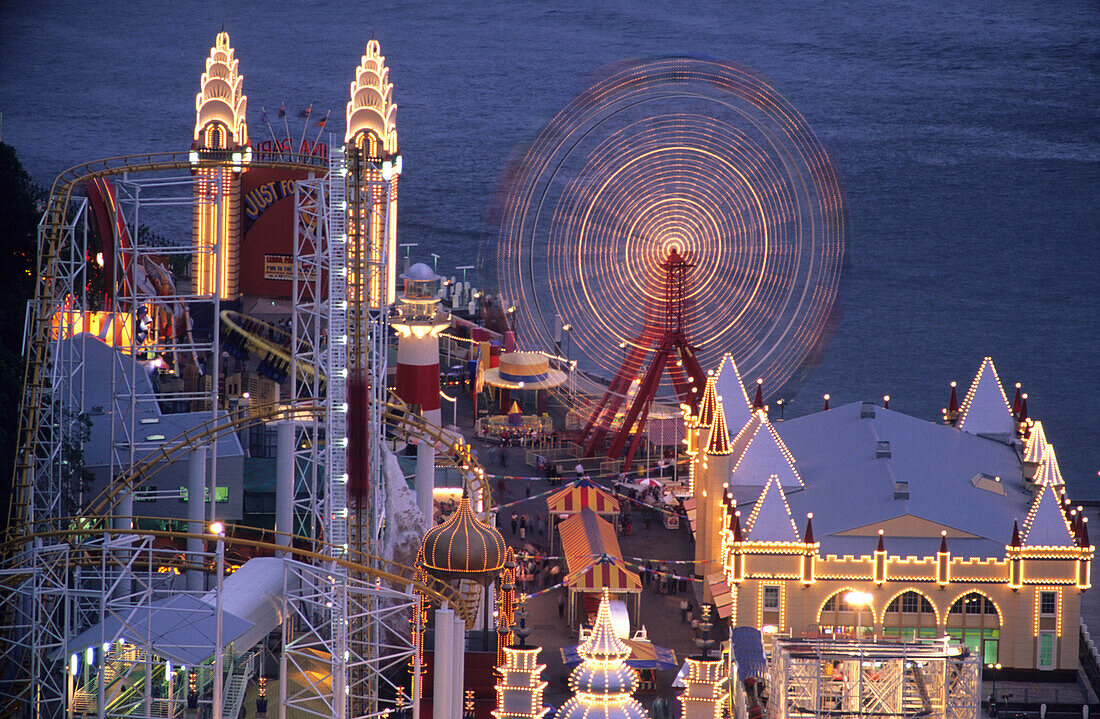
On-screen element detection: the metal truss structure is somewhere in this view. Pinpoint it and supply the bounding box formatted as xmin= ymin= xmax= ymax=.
xmin=767 ymin=638 xmax=981 ymax=719
xmin=1 ymin=151 xmax=485 ymax=719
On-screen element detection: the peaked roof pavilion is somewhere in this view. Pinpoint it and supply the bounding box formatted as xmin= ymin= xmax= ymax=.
xmin=725 ymin=400 xmax=1028 ymax=559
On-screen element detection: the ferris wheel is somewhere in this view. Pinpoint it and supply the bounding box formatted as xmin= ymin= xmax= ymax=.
xmin=487 ymin=56 xmax=845 ymax=428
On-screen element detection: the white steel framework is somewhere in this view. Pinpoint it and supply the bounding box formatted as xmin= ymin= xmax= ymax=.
xmin=767 ymin=638 xmax=981 ymax=719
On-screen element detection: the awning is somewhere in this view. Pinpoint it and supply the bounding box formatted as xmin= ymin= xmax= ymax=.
xmin=730 ymin=627 xmax=767 ymax=682
xmin=559 ymin=508 xmax=623 ymax=570
xmin=564 ymin=554 xmax=641 ymax=592
xmin=547 ymin=478 xmax=620 ymax=516
xmin=561 ymin=639 xmax=677 ymax=670
xmin=709 ymin=574 xmax=733 ymax=619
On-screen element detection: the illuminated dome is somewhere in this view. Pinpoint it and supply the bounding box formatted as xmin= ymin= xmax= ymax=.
xmin=421 ymin=495 xmax=506 ymax=581
xmin=555 ymin=590 xmax=649 ymax=719
xmin=401 ymin=262 xmax=440 ymax=282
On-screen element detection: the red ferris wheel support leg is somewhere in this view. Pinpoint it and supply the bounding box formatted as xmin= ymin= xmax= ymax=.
xmin=605 ymin=342 xmax=671 ymax=459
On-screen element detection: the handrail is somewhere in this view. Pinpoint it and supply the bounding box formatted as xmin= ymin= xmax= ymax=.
xmin=0 ymin=519 xmax=471 ymax=622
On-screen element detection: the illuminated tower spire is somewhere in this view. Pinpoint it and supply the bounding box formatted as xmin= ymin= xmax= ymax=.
xmin=345 ymin=39 xmax=401 ymax=309
xmin=191 ymin=31 xmax=250 ymax=300
xmin=555 ymin=590 xmax=649 ymax=719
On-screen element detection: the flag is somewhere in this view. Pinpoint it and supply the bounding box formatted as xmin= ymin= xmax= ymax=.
xmin=298 ymin=106 xmax=312 ymax=118
xmin=314 ymin=118 xmax=327 ymax=127
xmin=278 ymin=103 xmax=286 ymax=118
xmin=260 ymin=107 xmax=268 ymax=123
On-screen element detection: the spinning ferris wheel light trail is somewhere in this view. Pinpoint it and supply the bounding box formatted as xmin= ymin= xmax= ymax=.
xmin=488 ymin=56 xmax=846 ymax=449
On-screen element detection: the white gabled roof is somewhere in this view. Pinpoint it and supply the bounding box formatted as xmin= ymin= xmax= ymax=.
xmin=714 ymin=353 xmax=754 ymax=434
xmin=729 ymin=412 xmax=803 ymax=488
xmin=957 ymin=357 xmax=1016 ymax=438
xmin=746 ymin=474 xmax=801 ymax=542
xmin=1022 ymin=482 xmax=1075 ymax=547
xmin=1023 ymin=421 xmax=1047 ymax=464
xmin=1032 ymin=446 xmax=1065 ymax=487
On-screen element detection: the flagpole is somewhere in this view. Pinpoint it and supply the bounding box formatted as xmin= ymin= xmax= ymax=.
xmin=281 ymin=103 xmax=291 ymax=154
xmin=260 ymin=106 xmax=278 ymax=148
xmin=310 ymin=110 xmax=332 ymax=149
xmin=297 ymin=103 xmax=313 ymax=155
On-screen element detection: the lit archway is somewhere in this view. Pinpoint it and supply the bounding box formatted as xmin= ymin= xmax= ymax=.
xmin=816 ymin=587 xmax=873 ymax=638
xmin=881 ymin=589 xmax=939 ymax=639
xmin=947 ymin=591 xmax=1001 ymax=663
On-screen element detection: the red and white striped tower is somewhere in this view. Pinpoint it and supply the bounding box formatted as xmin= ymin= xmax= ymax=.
xmin=392 ymin=263 xmax=448 ymax=427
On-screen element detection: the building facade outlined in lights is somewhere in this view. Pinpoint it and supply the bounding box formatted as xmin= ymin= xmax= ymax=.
xmin=191 ymin=31 xmax=250 ymax=300
xmin=687 ymin=355 xmax=1092 ymax=674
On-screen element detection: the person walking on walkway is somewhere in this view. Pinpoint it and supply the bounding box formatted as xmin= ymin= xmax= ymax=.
xmin=511 ymin=512 xmax=518 ymax=534
xmin=679 ymin=599 xmax=690 ymax=624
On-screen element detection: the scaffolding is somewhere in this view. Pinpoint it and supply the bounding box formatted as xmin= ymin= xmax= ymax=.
xmin=767 ymin=638 xmax=981 ymax=719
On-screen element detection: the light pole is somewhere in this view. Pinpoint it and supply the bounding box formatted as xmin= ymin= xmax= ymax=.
xmin=844 ymin=590 xmax=873 ymax=639
xmin=210 ymin=521 xmax=226 ymax=719
xmin=441 ymin=391 xmax=458 ymax=427
xmin=431 ymin=253 xmax=440 ymax=273
xmin=561 ymin=324 xmax=572 ymax=361
xmin=987 ymin=663 xmax=1001 ymax=708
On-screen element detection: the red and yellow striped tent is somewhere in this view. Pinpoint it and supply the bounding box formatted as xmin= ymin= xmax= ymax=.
xmin=547 ymin=479 xmax=621 ymax=552
xmin=558 ymin=508 xmax=641 ymax=626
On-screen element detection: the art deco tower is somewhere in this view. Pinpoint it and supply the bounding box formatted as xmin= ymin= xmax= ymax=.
xmin=191 ymin=31 xmax=250 ymax=300
xmin=345 ymin=38 xmax=401 ymax=313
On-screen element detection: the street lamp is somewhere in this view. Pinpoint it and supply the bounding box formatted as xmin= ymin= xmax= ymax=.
xmin=844 ymin=590 xmax=873 ymax=639
xmin=987 ymin=663 xmax=1001 ymax=709
xmin=209 ymin=521 xmax=225 ymax=719
xmin=561 ymin=324 xmax=572 ymax=361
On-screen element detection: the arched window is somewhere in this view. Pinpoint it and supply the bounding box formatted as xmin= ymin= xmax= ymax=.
xmin=947 ymin=592 xmax=1001 ymax=664
xmin=881 ymin=590 xmax=938 ymax=639
xmin=817 ymin=589 xmax=872 ymax=638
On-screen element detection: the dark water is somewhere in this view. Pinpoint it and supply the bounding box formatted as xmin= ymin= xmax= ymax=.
xmin=2 ymin=1 xmax=1097 ymax=496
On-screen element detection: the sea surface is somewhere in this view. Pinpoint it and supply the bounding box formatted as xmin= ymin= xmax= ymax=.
xmin=1 ymin=1 xmax=1097 ymax=498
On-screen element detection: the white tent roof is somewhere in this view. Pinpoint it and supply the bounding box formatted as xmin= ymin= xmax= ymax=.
xmin=956 ymin=357 xmax=1016 ymax=439
xmin=63 ymin=556 xmax=287 ymax=665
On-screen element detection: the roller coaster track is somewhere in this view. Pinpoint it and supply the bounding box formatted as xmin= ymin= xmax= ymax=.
xmin=68 ymin=395 xmax=492 ymax=522
xmin=0 ymin=521 xmax=471 ymax=620
xmin=219 ymin=309 xmax=326 ymax=385
xmin=9 ymin=151 xmax=331 ymax=541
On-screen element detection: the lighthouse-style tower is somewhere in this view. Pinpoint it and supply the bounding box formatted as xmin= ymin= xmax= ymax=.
xmin=392 ymin=263 xmax=449 ymax=427
xmin=345 ymin=38 xmax=401 ymax=310
xmin=191 ymin=31 xmax=250 ymax=300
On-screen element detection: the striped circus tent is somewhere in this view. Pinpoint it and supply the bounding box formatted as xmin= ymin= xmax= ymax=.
xmin=559 ymin=509 xmax=641 ymax=626
xmin=547 ymin=478 xmax=620 ymax=552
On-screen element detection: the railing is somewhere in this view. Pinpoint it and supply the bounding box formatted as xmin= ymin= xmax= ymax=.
xmin=1079 ymin=620 xmax=1100 ymax=703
